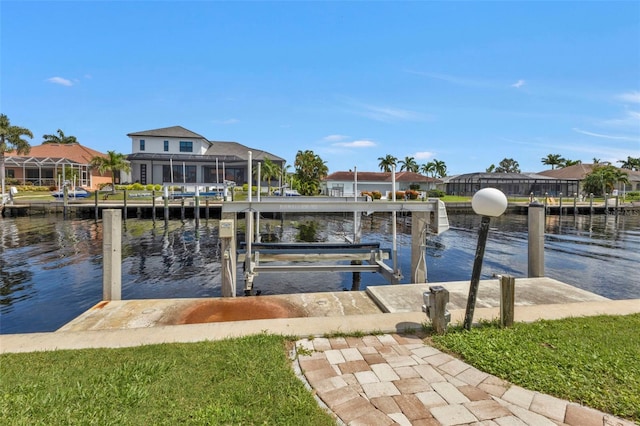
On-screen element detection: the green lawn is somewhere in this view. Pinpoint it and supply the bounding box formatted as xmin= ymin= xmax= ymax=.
xmin=2 ymin=315 xmax=639 ymax=424
xmin=0 ymin=334 xmax=335 ymax=425
xmin=431 ymin=314 xmax=640 ymax=423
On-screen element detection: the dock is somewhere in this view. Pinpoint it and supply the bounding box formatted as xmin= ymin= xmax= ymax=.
xmin=3 ymin=277 xmax=639 ymax=354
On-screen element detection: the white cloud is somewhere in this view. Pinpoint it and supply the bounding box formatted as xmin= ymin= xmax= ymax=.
xmin=46 ymin=76 xmax=73 ymax=86
xmin=333 ymin=139 xmax=376 ymax=148
xmin=602 ymin=110 xmax=640 ymax=128
xmin=512 ymin=79 xmax=526 ymax=89
xmin=213 ymin=118 xmax=239 ymax=125
xmin=617 ymin=91 xmax=640 ymax=103
xmin=340 ymin=97 xmax=431 ymax=123
xmin=357 ymin=103 xmax=426 ymax=122
xmin=572 ymin=127 xmax=638 ymax=142
xmin=414 ymin=151 xmax=435 ymax=160
xmin=323 ymin=134 xmax=349 ymax=142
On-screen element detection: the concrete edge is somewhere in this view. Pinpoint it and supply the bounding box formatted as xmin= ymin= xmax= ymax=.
xmin=1 ymin=299 xmax=639 ymax=354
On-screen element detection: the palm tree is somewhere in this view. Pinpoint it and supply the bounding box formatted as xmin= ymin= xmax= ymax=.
xmin=255 ymin=158 xmax=278 ymax=193
xmin=294 ymin=150 xmax=328 ymax=195
xmin=420 ymin=162 xmax=435 ymax=177
xmin=560 ymin=159 xmax=582 ymax=167
xmin=377 ymin=154 xmax=397 ymax=173
xmin=90 ymin=151 xmax=131 ymax=193
xmin=42 ymin=129 xmax=78 ymax=144
xmin=541 ymin=154 xmax=564 ymax=170
xmin=494 ymin=158 xmax=521 ymax=173
xmin=618 ymin=156 xmax=640 ymax=171
xmin=398 ymin=156 xmax=419 ymax=173
xmin=432 ymin=159 xmax=447 ymax=178
xmin=1 ymin=114 xmax=33 ymax=199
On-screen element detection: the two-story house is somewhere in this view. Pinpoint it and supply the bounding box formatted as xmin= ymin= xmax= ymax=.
xmin=126 ymin=126 xmax=285 ymax=187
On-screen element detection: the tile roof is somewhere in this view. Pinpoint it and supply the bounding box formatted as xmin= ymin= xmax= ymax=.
xmin=538 ymin=164 xmax=640 ymax=182
xmin=205 ymin=141 xmax=285 ymax=162
xmin=7 ymin=143 xmax=106 ymax=164
xmin=126 ymin=126 xmax=207 ymax=140
xmin=537 ymin=163 xmax=596 ymax=179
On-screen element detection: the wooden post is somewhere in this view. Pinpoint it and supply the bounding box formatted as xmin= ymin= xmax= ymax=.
xmin=103 ymin=209 xmax=122 ymax=301
xmin=194 ymin=186 xmax=200 ymax=223
xmin=528 ymin=202 xmax=545 ymax=278
xmin=164 ymin=186 xmax=169 ymax=220
xmin=63 ymin=185 xmax=68 ymax=219
xmin=429 ymin=286 xmax=449 ymax=335
xmin=180 ymin=198 xmax=185 ymax=221
xmin=94 ymin=189 xmax=99 ymax=220
xmin=123 ymin=189 xmax=127 ymax=221
xmin=500 ymin=275 xmax=515 ymax=327
xmin=205 ymin=199 xmax=210 ymax=220
xmin=152 ymin=190 xmax=156 ymax=221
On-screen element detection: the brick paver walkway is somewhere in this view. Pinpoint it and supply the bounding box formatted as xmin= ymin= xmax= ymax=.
xmin=294 ymin=334 xmax=633 ymax=426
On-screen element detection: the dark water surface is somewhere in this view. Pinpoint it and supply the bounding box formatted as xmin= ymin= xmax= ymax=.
xmin=1 ymin=212 xmax=639 ymax=334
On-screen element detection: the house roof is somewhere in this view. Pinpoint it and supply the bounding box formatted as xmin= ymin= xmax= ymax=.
xmin=538 ymin=164 xmax=640 ymax=182
xmin=537 ymin=163 xmax=596 ymax=179
xmin=205 ymin=142 xmax=285 ymax=162
xmin=126 ymin=126 xmax=208 ymax=140
xmin=7 ymin=143 xmax=106 ymax=164
xmin=325 ymin=171 xmax=440 ymax=183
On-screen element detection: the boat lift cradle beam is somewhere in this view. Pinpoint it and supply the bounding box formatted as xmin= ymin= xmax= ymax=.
xmin=220 ymin=198 xmax=450 ymax=295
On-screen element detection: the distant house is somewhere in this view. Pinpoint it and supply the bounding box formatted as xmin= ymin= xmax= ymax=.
xmin=538 ymin=163 xmax=640 ymax=193
xmin=5 ymin=143 xmax=110 ymax=189
xmin=442 ymin=172 xmax=579 ymax=197
xmin=322 ymin=171 xmax=440 ymax=198
xmin=126 ymin=126 xmax=285 ymax=186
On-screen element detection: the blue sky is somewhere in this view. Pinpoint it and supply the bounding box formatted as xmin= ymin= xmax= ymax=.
xmin=2 ymin=1 xmax=639 ymax=175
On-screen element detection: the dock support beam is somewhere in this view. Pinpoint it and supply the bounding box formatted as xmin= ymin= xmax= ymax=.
xmin=103 ymin=209 xmax=122 ymax=301
xmin=411 ymin=211 xmax=428 ymax=283
xmin=528 ymin=202 xmax=545 ymax=278
xmin=220 ymin=213 xmax=237 ymax=297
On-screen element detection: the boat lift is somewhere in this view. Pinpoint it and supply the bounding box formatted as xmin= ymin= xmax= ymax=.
xmin=219 ymin=197 xmax=450 ymax=296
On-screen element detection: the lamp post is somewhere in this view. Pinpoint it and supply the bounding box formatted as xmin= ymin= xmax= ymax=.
xmin=463 ymin=188 xmax=508 ymax=330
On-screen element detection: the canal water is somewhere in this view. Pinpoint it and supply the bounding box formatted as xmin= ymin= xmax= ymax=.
xmin=1 ymin=212 xmax=639 ymax=334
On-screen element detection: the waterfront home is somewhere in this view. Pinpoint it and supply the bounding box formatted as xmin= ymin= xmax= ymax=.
xmin=5 ymin=143 xmax=111 ymax=189
xmin=322 ymin=171 xmax=440 ymax=198
xmin=126 ymin=126 xmax=285 ymax=187
xmin=538 ymin=163 xmax=640 ymax=193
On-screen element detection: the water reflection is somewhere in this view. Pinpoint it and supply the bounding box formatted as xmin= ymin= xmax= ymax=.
xmin=1 ymin=212 xmax=639 ymax=334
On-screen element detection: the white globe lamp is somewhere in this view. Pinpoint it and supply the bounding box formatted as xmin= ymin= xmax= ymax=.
xmin=464 ymin=187 xmax=508 ymax=330
xmin=472 ymin=188 xmax=508 ymax=217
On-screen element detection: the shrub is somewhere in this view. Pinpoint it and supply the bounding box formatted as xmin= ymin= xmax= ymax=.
xmin=371 ymin=191 xmax=382 ymax=200
xmin=405 ymin=189 xmax=420 ymax=200
xmin=131 ymin=183 xmax=144 ymax=190
xmin=428 ymin=189 xmax=446 ymax=198
xmin=626 ymin=191 xmax=640 ymax=201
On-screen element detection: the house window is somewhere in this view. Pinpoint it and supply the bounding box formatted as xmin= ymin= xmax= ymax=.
xmin=164 ymin=140 xmax=169 ymax=152
xmin=6 ymin=169 xmax=14 ymax=178
xmin=140 ymin=139 xmax=145 ymax=151
xmin=162 ymin=165 xmax=197 ymax=183
xmin=179 ymin=141 xmax=193 ymax=152
xmin=140 ymin=164 xmax=147 ymax=185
